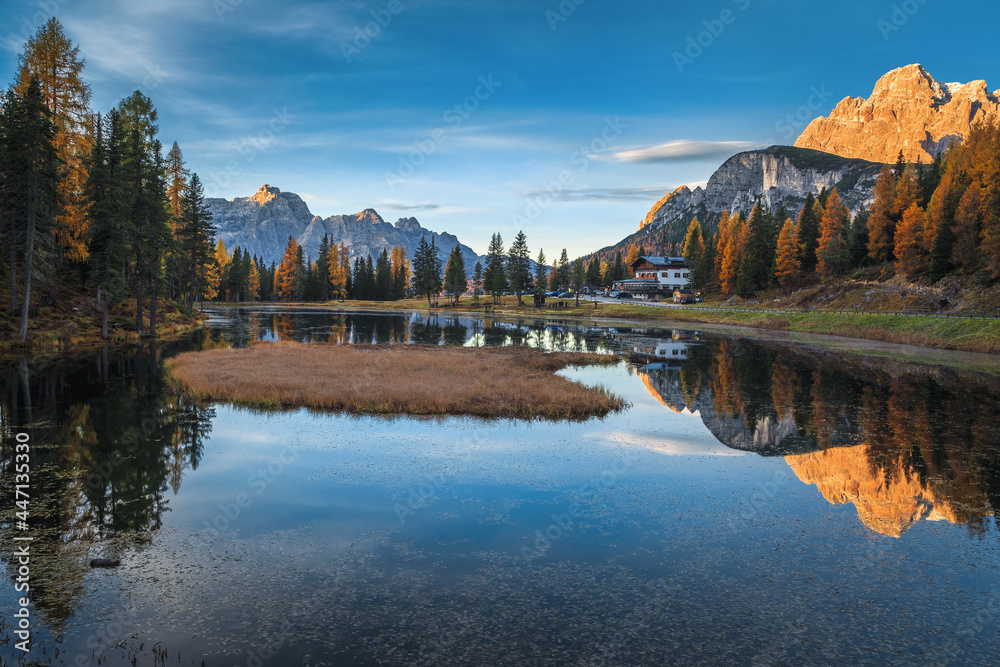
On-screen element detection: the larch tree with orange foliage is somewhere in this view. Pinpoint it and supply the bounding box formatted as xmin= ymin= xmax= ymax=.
xmin=979 ymin=151 xmax=1000 ymax=278
xmin=274 ymin=236 xmax=302 ymax=301
xmin=894 ymin=203 xmax=927 ymax=277
xmin=816 ymin=189 xmax=849 ymax=278
xmin=952 ymin=181 xmax=981 ymax=273
xmin=867 ymin=165 xmax=896 ymax=263
xmin=16 ymin=18 xmax=93 ymax=263
xmin=774 ymin=217 xmax=801 ymax=292
xmin=718 ymin=214 xmax=747 ymax=294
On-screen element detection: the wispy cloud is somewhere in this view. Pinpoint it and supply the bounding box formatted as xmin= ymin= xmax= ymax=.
xmin=520 ymin=186 xmax=668 ymax=202
xmin=595 ymin=140 xmax=763 ymax=164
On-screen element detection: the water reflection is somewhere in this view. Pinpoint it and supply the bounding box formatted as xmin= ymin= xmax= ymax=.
xmin=2 ymin=309 xmax=1000 ymax=665
xmin=634 ymin=335 xmax=1000 ymax=536
xmin=0 ymin=340 xmax=214 ymax=634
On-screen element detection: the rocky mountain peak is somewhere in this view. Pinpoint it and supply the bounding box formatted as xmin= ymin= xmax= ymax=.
xmin=348 ymin=208 xmax=385 ymax=226
xmin=394 ymin=217 xmax=422 ymax=233
xmin=795 ymin=64 xmax=1000 ymax=163
xmin=250 ymin=184 xmax=282 ymax=206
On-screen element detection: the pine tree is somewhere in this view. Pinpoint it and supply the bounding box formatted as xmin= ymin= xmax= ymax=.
xmin=585 ymin=258 xmax=601 ymax=287
xmin=797 ymin=193 xmax=821 ymax=272
xmin=443 ymin=245 xmax=467 ymax=305
xmin=16 ymin=18 xmax=93 ymax=264
xmin=719 ymin=214 xmax=747 ymax=294
xmin=736 ymin=202 xmax=771 ymax=297
xmin=556 ymin=248 xmax=571 ymax=289
xmin=8 ymin=77 xmax=60 ymax=341
xmin=534 ymin=249 xmax=547 ymax=306
xmin=506 ymin=230 xmax=531 ymax=305
xmin=847 ymin=207 xmax=870 ymax=269
xmin=774 ymin=218 xmax=801 ymax=292
xmin=374 ymin=247 xmax=392 ymax=300
xmin=894 ymin=203 xmax=927 ymax=277
xmin=472 ymin=261 xmax=483 ymax=304
xmin=177 ymin=173 xmax=215 ymax=309
xmin=816 ymin=189 xmax=849 ymax=278
xmin=571 ymin=258 xmax=584 ymax=305
xmin=84 ymin=110 xmax=128 ymax=337
xmin=484 ymin=233 xmax=507 ymax=304
xmin=315 ymin=235 xmax=332 ymax=301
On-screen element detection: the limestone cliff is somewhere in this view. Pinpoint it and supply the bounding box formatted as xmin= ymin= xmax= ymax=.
xmin=795 ymin=64 xmax=1000 ymax=164
xmin=207 ymin=185 xmax=484 ymax=274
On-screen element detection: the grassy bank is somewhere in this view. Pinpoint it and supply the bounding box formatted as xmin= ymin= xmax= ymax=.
xmin=167 ymin=342 xmax=627 ymax=419
xmin=1 ymin=281 xmax=204 ymax=355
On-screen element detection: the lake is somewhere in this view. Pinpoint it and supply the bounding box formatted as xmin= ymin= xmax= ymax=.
xmin=2 ymin=308 xmax=999 ymax=666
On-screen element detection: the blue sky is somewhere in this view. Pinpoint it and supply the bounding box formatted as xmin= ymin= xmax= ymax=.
xmin=3 ymin=0 xmax=999 ymax=258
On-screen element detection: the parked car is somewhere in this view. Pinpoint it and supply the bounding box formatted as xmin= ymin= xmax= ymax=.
xmin=608 ymin=291 xmax=620 ymax=298
xmin=616 ymin=292 xmax=633 ymax=299
xmin=558 ymin=292 xmax=575 ymax=298
xmin=547 ymin=291 xmax=561 ymax=297
xmin=680 ymin=297 xmax=692 ymax=304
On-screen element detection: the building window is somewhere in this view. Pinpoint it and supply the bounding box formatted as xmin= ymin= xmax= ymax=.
xmin=683 ymin=273 xmax=689 ymax=278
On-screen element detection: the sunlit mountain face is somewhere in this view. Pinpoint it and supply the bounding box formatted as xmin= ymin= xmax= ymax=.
xmin=633 ymin=335 xmax=999 ymax=537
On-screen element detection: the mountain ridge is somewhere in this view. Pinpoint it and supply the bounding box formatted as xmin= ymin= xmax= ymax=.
xmin=206 ymin=185 xmax=485 ymax=276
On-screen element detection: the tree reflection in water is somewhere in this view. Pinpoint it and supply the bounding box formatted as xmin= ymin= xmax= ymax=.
xmin=634 ymin=335 xmax=1000 ymax=537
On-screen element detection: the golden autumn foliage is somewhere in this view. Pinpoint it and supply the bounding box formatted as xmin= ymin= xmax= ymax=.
xmin=774 ymin=217 xmax=801 ymax=291
xmin=952 ymin=180 xmax=981 ymax=272
xmin=894 ymin=203 xmax=926 ymax=277
xmin=718 ymin=213 xmax=747 ymax=294
xmin=816 ymin=189 xmax=849 ymax=277
xmin=867 ymin=166 xmax=896 ymax=263
xmin=274 ymin=236 xmax=301 ymax=301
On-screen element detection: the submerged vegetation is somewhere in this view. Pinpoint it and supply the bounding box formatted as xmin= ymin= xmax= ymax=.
xmin=167 ymin=342 xmax=628 ymax=419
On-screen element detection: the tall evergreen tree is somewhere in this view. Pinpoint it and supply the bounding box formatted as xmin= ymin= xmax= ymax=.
xmin=571 ymin=258 xmax=584 ymax=306
xmin=556 ymin=248 xmax=571 ymax=289
xmin=816 ymin=189 xmax=850 ymax=278
xmin=797 ymin=192 xmax=821 ymax=272
xmin=507 ymin=230 xmax=531 ymax=305
xmin=374 ymin=247 xmax=393 ymax=300
xmin=443 ymin=245 xmax=467 ymax=306
xmin=472 ymin=260 xmax=483 ymax=304
xmin=484 ymin=233 xmax=506 ymax=304
xmin=736 ymin=203 xmax=770 ymax=297
xmin=534 ymin=249 xmax=547 ymax=306
xmin=7 ymin=78 xmax=60 ymax=341
xmin=177 ymin=173 xmax=215 ymax=309
xmin=412 ymin=236 xmax=442 ymax=305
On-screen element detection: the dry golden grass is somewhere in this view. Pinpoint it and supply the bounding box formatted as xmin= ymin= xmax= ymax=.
xmin=167 ymin=342 xmax=627 ymax=420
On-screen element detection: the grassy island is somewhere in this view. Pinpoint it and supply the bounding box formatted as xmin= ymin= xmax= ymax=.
xmin=167 ymin=342 xmax=627 ymax=419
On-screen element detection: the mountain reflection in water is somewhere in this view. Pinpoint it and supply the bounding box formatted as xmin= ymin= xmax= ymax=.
xmin=634 ymin=334 xmax=999 ymax=537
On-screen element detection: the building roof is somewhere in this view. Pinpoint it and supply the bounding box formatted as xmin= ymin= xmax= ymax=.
xmin=630 ymin=255 xmax=688 ymax=269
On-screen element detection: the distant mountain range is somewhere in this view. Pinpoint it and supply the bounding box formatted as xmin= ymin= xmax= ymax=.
xmin=206 ymin=185 xmax=485 ymax=275
xmin=592 ymin=63 xmax=997 ymax=260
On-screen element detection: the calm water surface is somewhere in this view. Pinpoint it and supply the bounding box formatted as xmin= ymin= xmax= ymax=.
xmin=1 ymin=308 xmax=999 ymax=666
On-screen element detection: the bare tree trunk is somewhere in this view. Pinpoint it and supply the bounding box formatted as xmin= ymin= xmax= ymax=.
xmin=17 ymin=201 xmax=37 ymax=343
xmin=134 ymin=276 xmax=144 ymax=337
xmin=17 ymin=356 xmax=31 ymax=425
xmin=8 ymin=240 xmax=17 ymax=314
xmin=102 ymin=303 xmax=109 ymax=339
